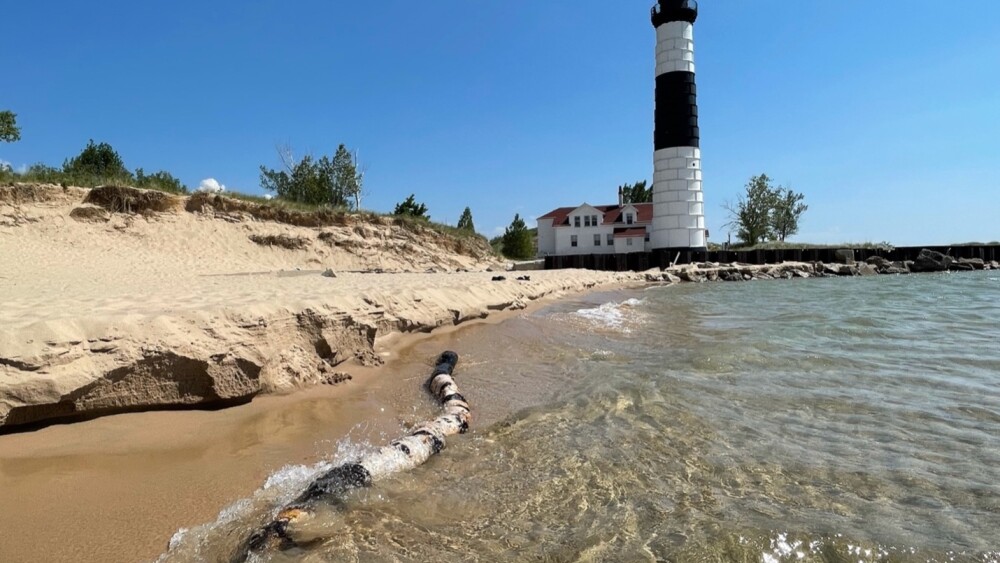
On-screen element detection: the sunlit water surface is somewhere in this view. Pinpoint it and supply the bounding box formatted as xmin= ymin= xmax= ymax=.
xmin=160 ymin=272 xmax=1000 ymax=562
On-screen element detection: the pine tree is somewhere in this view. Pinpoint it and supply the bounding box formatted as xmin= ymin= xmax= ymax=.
xmin=63 ymin=140 xmax=132 ymax=183
xmin=393 ymin=194 xmax=429 ymax=219
xmin=457 ymin=207 xmax=475 ymax=232
xmin=619 ymin=180 xmax=651 ymax=203
xmin=501 ymin=213 xmax=533 ymax=259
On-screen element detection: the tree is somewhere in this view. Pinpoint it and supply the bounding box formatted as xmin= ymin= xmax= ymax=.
xmin=393 ymin=194 xmax=429 ymax=219
xmin=260 ymin=151 xmax=339 ymax=207
xmin=63 ymin=140 xmax=132 ymax=181
xmin=457 ymin=207 xmax=475 ymax=232
xmin=619 ymin=180 xmax=651 ymax=204
xmin=771 ymin=187 xmax=808 ymax=242
xmin=501 ymin=213 xmax=534 ymax=259
xmin=0 ymin=111 xmax=20 ymax=143
xmin=135 ymin=168 xmax=187 ymax=194
xmin=724 ymin=174 xmax=779 ymax=246
xmin=332 ymin=144 xmax=365 ymax=210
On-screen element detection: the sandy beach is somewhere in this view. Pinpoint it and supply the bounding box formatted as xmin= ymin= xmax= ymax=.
xmin=0 ymin=184 xmax=643 ymax=562
xmin=0 ymin=184 xmax=643 ymax=431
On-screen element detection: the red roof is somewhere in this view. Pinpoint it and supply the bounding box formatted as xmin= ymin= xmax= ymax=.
xmin=538 ymin=203 xmax=653 ymax=227
xmin=613 ymin=227 xmax=647 ymax=238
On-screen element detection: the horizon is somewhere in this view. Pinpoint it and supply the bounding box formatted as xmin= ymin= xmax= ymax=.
xmin=2 ymin=0 xmax=998 ymax=246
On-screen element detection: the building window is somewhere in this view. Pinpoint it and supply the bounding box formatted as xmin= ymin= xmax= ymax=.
xmin=607 ymin=233 xmax=614 ymax=245
xmin=594 ymin=234 xmax=601 ymax=246
xmin=645 ymin=232 xmax=650 ymax=242
xmin=626 ymin=238 xmax=633 ymax=246
xmin=626 ymin=213 xmax=634 ymax=225
xmin=571 ymin=235 xmax=578 ymax=247
xmin=592 ymin=215 xmax=598 ymax=226
xmin=574 ymin=216 xmax=580 ymax=228
xmin=584 ymin=215 xmax=591 ymax=227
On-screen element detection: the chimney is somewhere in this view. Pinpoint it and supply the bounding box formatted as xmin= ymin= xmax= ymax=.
xmin=618 ymin=186 xmax=624 ymax=206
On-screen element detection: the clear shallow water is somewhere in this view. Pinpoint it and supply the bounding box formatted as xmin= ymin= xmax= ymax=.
xmin=160 ymin=272 xmax=1000 ymax=562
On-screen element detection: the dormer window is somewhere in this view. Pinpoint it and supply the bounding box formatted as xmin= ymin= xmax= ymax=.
xmin=574 ymin=216 xmax=581 ymax=228
xmin=584 ymin=215 xmax=591 ymax=227
xmin=626 ymin=213 xmax=634 ymax=225
xmin=592 ymin=214 xmax=598 ymax=226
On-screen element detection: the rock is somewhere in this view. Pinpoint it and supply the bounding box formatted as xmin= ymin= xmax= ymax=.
xmin=678 ymin=270 xmax=706 ymax=283
xmin=910 ymin=249 xmax=953 ymax=272
xmin=706 ymin=270 xmax=720 ymax=282
xmin=866 ymin=256 xmax=892 ymax=270
xmin=883 ymin=267 xmax=909 ymax=275
xmin=792 ymin=269 xmax=810 ymax=279
xmin=837 ymin=265 xmax=857 ymax=276
xmin=956 ymin=258 xmax=986 ymax=270
xmin=322 ymin=269 xmax=337 ymax=278
xmin=990 ymin=261 xmax=1000 ymax=270
xmin=857 ymin=263 xmax=878 ymax=276
xmin=823 ymin=264 xmax=841 ymax=276
xmin=491 ymin=275 xmax=506 ymax=282
xmin=663 ymin=272 xmax=682 ymax=284
xmin=833 ymin=249 xmax=856 ymax=265
xmin=742 ymin=273 xmax=753 ymax=281
xmin=321 ymin=372 xmax=352 ymax=386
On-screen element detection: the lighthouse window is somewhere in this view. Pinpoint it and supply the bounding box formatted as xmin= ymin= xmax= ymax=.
xmin=571 ymin=235 xmax=578 ymax=247
xmin=594 ymin=234 xmax=601 ymax=246
xmin=574 ymin=216 xmax=580 ymax=228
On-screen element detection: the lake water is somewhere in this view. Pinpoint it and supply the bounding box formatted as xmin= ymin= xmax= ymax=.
xmin=160 ymin=271 xmax=1000 ymax=562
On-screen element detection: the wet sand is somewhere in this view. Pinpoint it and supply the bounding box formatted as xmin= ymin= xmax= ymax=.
xmin=0 ymin=304 xmax=554 ymax=563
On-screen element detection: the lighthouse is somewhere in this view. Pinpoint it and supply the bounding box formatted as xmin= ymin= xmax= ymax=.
xmin=651 ymin=0 xmax=705 ymax=254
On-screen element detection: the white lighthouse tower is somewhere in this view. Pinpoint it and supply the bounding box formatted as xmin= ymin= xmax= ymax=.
xmin=650 ymin=0 xmax=706 ymax=254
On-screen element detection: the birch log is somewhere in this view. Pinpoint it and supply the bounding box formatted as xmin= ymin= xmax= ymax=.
xmin=235 ymin=351 xmax=471 ymax=560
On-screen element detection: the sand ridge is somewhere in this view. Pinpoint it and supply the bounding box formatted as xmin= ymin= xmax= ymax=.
xmin=0 ymin=184 xmax=644 ymax=430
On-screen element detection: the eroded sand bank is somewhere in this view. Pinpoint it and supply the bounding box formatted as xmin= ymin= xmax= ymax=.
xmin=0 ymin=184 xmax=643 ymax=431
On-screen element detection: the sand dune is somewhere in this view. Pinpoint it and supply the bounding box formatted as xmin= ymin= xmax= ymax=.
xmin=0 ymin=184 xmax=643 ymax=431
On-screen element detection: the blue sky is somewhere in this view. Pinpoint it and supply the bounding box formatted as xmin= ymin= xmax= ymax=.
xmin=2 ymin=1 xmax=997 ymax=245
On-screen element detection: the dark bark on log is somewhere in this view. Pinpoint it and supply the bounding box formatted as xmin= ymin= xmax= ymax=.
xmin=233 ymin=351 xmax=468 ymax=560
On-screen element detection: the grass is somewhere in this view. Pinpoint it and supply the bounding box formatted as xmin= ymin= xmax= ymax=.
xmin=0 ymin=168 xmax=187 ymax=195
xmin=4 ymin=172 xmax=495 ymax=256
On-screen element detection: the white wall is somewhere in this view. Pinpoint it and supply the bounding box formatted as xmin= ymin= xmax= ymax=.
xmin=651 ymin=146 xmax=706 ymax=250
xmin=555 ymin=225 xmax=616 ymax=255
xmin=536 ymin=218 xmax=555 ymax=256
xmin=655 ymin=21 xmax=695 ymax=75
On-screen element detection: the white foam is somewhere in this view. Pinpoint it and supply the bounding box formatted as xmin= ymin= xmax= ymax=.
xmin=573 ymin=298 xmax=645 ymax=332
xmin=158 ymin=432 xmax=378 ymax=561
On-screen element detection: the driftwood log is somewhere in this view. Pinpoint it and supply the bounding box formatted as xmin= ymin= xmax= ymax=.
xmin=235 ymin=351 xmax=471 ymax=560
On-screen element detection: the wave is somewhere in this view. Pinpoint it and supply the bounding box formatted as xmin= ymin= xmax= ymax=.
xmin=571 ymin=298 xmax=645 ymax=332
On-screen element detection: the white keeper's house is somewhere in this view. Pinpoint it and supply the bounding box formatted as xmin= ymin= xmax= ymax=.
xmin=536 ymin=188 xmax=653 ymax=257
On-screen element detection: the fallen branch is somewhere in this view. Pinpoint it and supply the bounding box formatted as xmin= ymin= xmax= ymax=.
xmin=235 ymin=351 xmax=471 ymax=560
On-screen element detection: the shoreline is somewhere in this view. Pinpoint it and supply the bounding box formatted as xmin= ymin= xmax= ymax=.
xmin=0 ymin=279 xmax=640 ymax=563
xmin=0 ymin=269 xmax=646 ymax=433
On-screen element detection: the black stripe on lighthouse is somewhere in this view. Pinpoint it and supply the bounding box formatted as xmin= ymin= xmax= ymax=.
xmin=654 ymin=71 xmax=699 ymax=150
